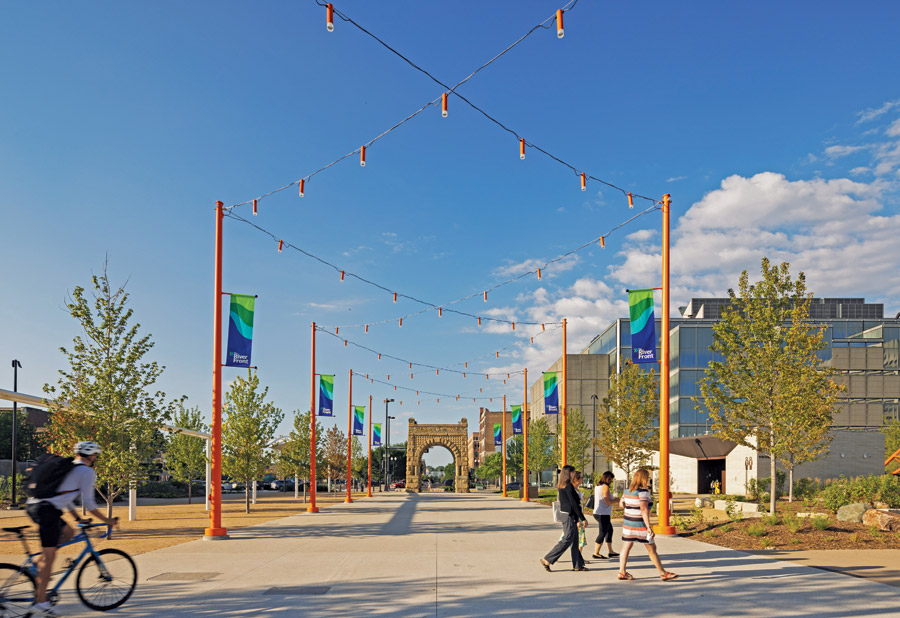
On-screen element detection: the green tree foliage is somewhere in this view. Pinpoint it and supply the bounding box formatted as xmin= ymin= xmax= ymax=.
xmin=442 ymin=462 xmax=455 ymax=482
xmin=165 ymin=405 xmax=208 ymax=504
xmin=43 ymin=265 xmax=180 ymax=517
xmin=696 ymin=258 xmax=841 ymax=514
xmin=275 ymin=409 xmax=323 ymax=501
xmin=322 ymin=425 xmax=347 ymax=489
xmin=595 ymin=362 xmax=657 ymax=484
xmin=506 ymin=434 xmax=524 ymax=478
xmin=564 ymin=408 xmax=593 ymax=474
xmin=475 ymin=451 xmax=502 ymax=483
xmin=222 ymin=370 xmax=284 ymax=513
xmin=0 ymin=412 xmax=44 ymax=462
xmin=527 ymin=417 xmax=555 ymax=486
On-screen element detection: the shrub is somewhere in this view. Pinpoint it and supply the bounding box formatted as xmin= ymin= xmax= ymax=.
xmin=793 ymin=477 xmax=819 ymax=501
xmin=761 ymin=514 xmax=781 ymax=526
xmin=690 ymin=506 xmax=705 ymax=527
xmin=0 ymin=475 xmax=26 ymax=505
xmin=811 ymin=515 xmax=830 ymax=531
xmin=784 ymin=515 xmax=803 ymax=534
xmin=672 ymin=513 xmax=690 ymax=531
xmin=820 ymin=475 xmax=900 ymax=512
xmin=137 ymin=480 xmax=189 ymax=498
xmin=725 ymin=498 xmax=742 ymax=523
xmin=747 ymin=522 xmax=768 ymax=537
xmin=868 ymin=526 xmax=882 ymax=539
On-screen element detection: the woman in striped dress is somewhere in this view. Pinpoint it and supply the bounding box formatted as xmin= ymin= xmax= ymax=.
xmin=617 ymin=468 xmax=678 ymax=581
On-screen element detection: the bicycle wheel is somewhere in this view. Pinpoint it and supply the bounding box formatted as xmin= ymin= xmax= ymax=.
xmin=75 ymin=549 xmax=137 ymax=611
xmin=0 ymin=563 xmax=35 ymax=618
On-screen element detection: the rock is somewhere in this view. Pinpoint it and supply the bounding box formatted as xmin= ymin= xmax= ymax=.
xmin=862 ymin=509 xmax=900 ymax=532
xmin=836 ymin=502 xmax=873 ymax=522
xmin=740 ymin=502 xmax=760 ymax=513
xmin=873 ymin=501 xmax=889 ymax=510
xmin=695 ymin=497 xmax=713 ymax=508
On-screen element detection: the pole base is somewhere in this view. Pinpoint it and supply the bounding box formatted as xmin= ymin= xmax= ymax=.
xmin=653 ymin=524 xmax=676 ymax=535
xmin=307 ymin=506 xmax=319 ymax=513
xmin=344 ymin=497 xmax=353 ymax=503
xmin=366 ymin=492 xmax=372 ymax=497
xmin=502 ymin=492 xmax=507 ymax=498
xmin=521 ymin=497 xmax=530 ymax=502
xmin=203 ymin=528 xmax=228 ymax=540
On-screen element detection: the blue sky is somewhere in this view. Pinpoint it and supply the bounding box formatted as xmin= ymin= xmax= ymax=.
xmin=3 ymin=2 xmax=900 ymax=467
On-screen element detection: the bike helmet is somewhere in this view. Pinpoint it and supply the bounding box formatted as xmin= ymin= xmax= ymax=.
xmin=74 ymin=441 xmax=102 ymax=456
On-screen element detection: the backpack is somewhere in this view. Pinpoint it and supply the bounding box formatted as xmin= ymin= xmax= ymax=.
xmin=584 ymin=493 xmax=595 ymax=511
xmin=25 ymin=454 xmax=76 ymax=500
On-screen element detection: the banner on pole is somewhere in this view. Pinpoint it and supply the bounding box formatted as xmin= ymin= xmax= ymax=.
xmin=353 ymin=405 xmax=365 ymax=436
xmin=318 ymin=374 xmax=334 ymax=416
xmin=511 ymin=405 xmax=523 ymax=435
xmin=493 ymin=423 xmax=502 ymax=446
xmin=372 ymin=423 xmax=382 ymax=446
xmin=225 ymin=294 xmax=255 ymax=367
xmin=629 ymin=289 xmax=657 ymax=363
xmin=543 ymin=372 xmax=559 ymax=414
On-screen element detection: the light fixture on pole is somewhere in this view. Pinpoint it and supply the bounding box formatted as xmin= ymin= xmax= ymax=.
xmin=9 ymin=360 xmax=22 ymax=510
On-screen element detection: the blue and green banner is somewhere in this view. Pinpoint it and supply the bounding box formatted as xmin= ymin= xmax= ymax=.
xmin=318 ymin=374 xmax=334 ymax=416
xmin=511 ymin=405 xmax=523 ymax=435
xmin=225 ymin=294 xmax=255 ymax=367
xmin=353 ymin=405 xmax=365 ymax=436
xmin=629 ymin=289 xmax=657 ymax=364
xmin=493 ymin=423 xmax=502 ymax=446
xmin=372 ymin=422 xmax=382 ymax=446
xmin=543 ymin=372 xmax=559 ymax=414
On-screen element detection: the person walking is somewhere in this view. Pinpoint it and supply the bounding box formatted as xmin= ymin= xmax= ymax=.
xmin=617 ymin=468 xmax=678 ymax=581
xmin=591 ymin=471 xmax=619 ymax=560
xmin=540 ymin=465 xmax=588 ymax=572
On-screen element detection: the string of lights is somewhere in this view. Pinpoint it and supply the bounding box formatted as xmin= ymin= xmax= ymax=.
xmin=223 ymin=202 xmax=659 ymax=330
xmin=317 ymin=322 xmax=558 ymax=378
xmin=352 ymin=370 xmax=510 ymax=405
xmin=224 ymin=1 xmax=659 ymax=214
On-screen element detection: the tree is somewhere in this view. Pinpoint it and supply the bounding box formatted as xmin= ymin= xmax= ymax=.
xmin=275 ymin=409 xmax=323 ymax=501
xmin=696 ymin=258 xmax=840 ymax=514
xmin=350 ymin=436 xmax=367 ymax=488
xmin=475 ymin=452 xmax=502 ymax=483
xmin=322 ymin=425 xmax=347 ymax=491
xmin=564 ymin=408 xmax=594 ymax=474
xmin=165 ymin=405 xmax=208 ymax=504
xmin=595 ymin=362 xmax=657 ymax=485
xmin=222 ymin=370 xmax=284 ymax=513
xmin=506 ymin=434 xmax=524 ymax=478
xmin=0 ymin=412 xmax=44 ymax=462
xmin=43 ymin=265 xmax=180 ymax=517
xmin=527 ymin=417 xmax=555 ymax=486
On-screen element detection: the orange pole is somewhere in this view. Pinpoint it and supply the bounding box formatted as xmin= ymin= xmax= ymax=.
xmin=367 ymin=394 xmax=373 ymax=497
xmin=522 ymin=368 xmax=529 ymax=502
xmin=345 ymin=369 xmax=354 ymax=503
xmin=561 ymin=318 xmax=567 ymax=467
xmin=308 ymin=323 xmax=319 ymax=513
xmin=502 ymin=394 xmax=507 ymax=497
xmin=205 ymin=201 xmax=227 ymax=539
xmin=655 ymin=194 xmax=675 ymax=535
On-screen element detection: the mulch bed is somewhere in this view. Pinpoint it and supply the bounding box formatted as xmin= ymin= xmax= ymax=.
xmin=675 ymin=500 xmax=900 ymax=551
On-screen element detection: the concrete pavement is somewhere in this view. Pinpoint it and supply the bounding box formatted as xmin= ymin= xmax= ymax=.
xmin=44 ymin=492 xmax=900 ymax=617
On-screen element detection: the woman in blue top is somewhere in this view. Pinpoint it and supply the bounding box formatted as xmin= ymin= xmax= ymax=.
xmin=539 ymin=465 xmax=588 ymax=572
xmin=618 ymin=468 xmax=678 ymax=581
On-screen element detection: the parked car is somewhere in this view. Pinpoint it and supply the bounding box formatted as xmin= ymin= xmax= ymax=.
xmin=443 ymin=479 xmax=454 ymax=487
xmin=270 ymin=480 xmax=285 ymax=491
xmin=506 ymin=482 xmax=521 ymax=491
xmin=390 ymin=480 xmax=406 ymax=489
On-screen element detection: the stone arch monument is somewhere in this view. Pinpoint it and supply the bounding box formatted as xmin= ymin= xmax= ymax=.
xmin=405 ymin=418 xmax=470 ymax=492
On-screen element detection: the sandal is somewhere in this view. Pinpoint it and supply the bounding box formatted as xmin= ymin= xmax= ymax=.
xmin=540 ymin=559 xmax=552 ymax=572
xmin=617 ymin=572 xmax=634 ymax=580
xmin=573 ymin=566 xmax=589 ymax=571
xmin=608 ymin=551 xmax=620 ymax=557
xmin=660 ymin=571 xmax=679 ymax=581
xmin=591 ymin=554 xmax=607 ymax=559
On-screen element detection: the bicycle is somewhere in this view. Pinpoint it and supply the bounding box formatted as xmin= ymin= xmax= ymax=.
xmin=0 ymin=520 xmax=137 ymax=616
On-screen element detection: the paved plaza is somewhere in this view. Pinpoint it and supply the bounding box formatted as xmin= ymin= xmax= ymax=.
xmin=46 ymin=492 xmax=900 ymax=617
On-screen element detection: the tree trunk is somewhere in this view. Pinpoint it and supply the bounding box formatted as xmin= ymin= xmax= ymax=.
xmin=188 ymin=481 xmax=192 ymax=505
xmin=769 ymin=453 xmax=777 ymax=515
xmin=244 ymin=481 xmax=250 ymax=514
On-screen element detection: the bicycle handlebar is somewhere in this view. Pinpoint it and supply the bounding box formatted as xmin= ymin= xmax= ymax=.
xmin=76 ymin=517 xmax=118 ymax=539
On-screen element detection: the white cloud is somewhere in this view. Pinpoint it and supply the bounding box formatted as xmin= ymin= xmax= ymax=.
xmin=857 ymin=99 xmax=900 ymax=123
xmin=493 ymin=254 xmax=579 ymax=278
xmin=887 ymin=118 xmax=900 ymax=138
xmin=850 ymin=166 xmax=871 ymax=175
xmin=824 ymin=144 xmax=866 ymax=158
xmin=667 ymin=176 xmax=687 ymax=182
xmin=626 ymin=229 xmax=656 ymax=242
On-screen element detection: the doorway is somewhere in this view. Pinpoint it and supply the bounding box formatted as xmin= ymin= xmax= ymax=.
xmin=697 ymin=458 xmax=726 ymax=494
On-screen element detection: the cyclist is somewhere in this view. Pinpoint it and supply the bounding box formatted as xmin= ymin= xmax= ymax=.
xmin=25 ymin=441 xmax=117 ymax=617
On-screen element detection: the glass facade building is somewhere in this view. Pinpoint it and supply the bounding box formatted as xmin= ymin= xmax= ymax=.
xmin=584 ymin=298 xmax=900 ymax=438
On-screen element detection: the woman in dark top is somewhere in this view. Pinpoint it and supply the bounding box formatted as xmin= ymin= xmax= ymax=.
xmin=540 ymin=465 xmax=588 ymax=572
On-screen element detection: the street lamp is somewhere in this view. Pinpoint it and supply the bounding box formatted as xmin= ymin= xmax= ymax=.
xmin=9 ymin=360 xmax=22 ymax=510
xmin=590 ymin=393 xmax=598 ymax=481
xmin=383 ymin=398 xmax=394 ymax=492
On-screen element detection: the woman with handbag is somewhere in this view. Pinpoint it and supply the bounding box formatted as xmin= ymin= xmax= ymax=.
xmin=540 ymin=465 xmax=588 ymax=572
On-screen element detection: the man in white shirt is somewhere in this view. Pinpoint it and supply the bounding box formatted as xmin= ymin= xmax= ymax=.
xmin=25 ymin=441 xmax=117 ymax=617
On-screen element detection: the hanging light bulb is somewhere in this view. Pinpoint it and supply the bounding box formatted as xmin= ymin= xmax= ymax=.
xmin=496 ymin=351 xmax=499 ymax=358
xmin=326 ymin=3 xmax=334 ymax=31
xmin=360 ymin=145 xmax=366 ymax=167
xmin=365 ymin=324 xmax=369 ymax=333
xmin=387 ymin=374 xmax=390 ymax=380
xmin=503 ymin=380 xmax=506 ymax=385
xmin=441 ymin=92 xmax=448 ymax=117
xmin=252 ymin=199 xmax=258 ymax=216
xmin=465 ymin=362 xmax=468 ymax=369
xmin=409 ymin=362 xmax=412 ymax=369
xmin=628 ymin=192 xmax=634 ymax=209
xmin=335 ymin=327 xmax=339 ymax=334
xmin=483 ymin=291 xmax=488 ymax=302
xmin=531 ymin=337 xmax=534 ymax=344
xmin=340 ymin=270 xmax=345 ymax=282
xmin=378 ymin=353 xmax=382 ymax=360
xmin=600 ymin=236 xmax=606 ymax=249
xmin=278 ymin=240 xmax=283 ymax=253
xmin=556 ymin=9 xmax=564 ymax=38
xmin=299 ymin=178 xmax=305 ymax=197
xmin=537 ymin=268 xmax=542 ymax=280
xmin=393 ymin=292 xmax=397 ymax=303
xmin=439 ymin=307 xmax=442 ymax=317
xmin=542 ymin=323 xmax=546 ymax=331
xmin=520 ymin=138 xmax=525 ymax=160
xmin=344 ymin=340 xmax=347 ymax=347
xmin=512 ymin=322 xmax=516 ymax=330
xmin=399 ymin=318 xmax=403 ymax=327
xmin=436 ymin=368 xmax=439 ymax=376
xmin=581 ymin=173 xmax=586 ymax=191
xmin=463 ymin=372 xmax=466 ymax=378
xmin=410 ymin=373 xmax=413 ymax=379
xmin=394 ymin=386 xmax=397 ymax=391
xmin=478 ymin=317 xmax=482 ymax=326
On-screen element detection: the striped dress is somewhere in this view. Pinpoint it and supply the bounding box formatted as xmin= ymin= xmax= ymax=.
xmin=621 ymin=488 xmax=653 ymax=544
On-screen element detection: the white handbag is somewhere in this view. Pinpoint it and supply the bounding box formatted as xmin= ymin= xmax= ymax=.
xmin=552 ymin=500 xmax=566 ymax=523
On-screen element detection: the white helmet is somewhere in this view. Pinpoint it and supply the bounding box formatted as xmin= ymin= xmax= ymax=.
xmin=74 ymin=441 xmax=102 ymax=456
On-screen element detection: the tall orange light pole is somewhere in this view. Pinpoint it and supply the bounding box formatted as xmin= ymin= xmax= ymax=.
xmin=345 ymin=368 xmax=354 ymax=503
xmin=522 ymin=368 xmax=529 ymax=502
xmin=205 ymin=201 xmax=227 ymax=540
xmin=501 ymin=394 xmax=507 ymax=497
xmin=655 ymin=194 xmax=675 ymax=535
xmin=561 ymin=317 xmax=568 ymax=467
xmin=308 ymin=322 xmax=319 ymax=513
xmin=366 ymin=394 xmax=373 ymax=497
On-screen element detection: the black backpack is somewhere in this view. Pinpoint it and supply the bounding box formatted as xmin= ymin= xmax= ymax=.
xmin=25 ymin=454 xmax=76 ymax=500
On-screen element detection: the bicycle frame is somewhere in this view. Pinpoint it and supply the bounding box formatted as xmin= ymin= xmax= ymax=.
xmin=18 ymin=523 xmax=113 ymax=596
